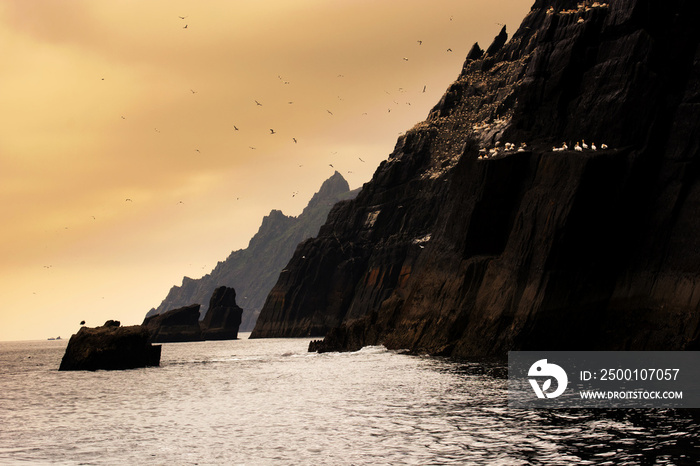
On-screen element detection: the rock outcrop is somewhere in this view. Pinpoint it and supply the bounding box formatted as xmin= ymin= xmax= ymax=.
xmin=252 ymin=0 xmax=700 ymax=358
xmin=59 ymin=321 xmax=161 ymax=371
xmin=142 ymin=304 xmax=203 ymax=343
xmin=145 ymin=171 xmax=357 ymax=331
xmin=142 ymin=287 xmax=244 ymax=342
xmin=200 ymin=286 xmax=243 ymax=340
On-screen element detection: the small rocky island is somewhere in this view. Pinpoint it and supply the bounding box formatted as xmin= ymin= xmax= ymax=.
xmin=142 ymin=286 xmax=243 ymax=343
xmin=59 ymin=320 xmax=161 ymax=371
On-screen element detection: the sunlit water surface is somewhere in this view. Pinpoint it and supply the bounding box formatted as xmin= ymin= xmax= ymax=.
xmin=1 ymin=335 xmax=699 ymax=465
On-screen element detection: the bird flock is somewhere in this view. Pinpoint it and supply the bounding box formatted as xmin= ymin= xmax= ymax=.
xmin=476 ymin=139 xmax=610 ymax=161
xmin=552 ymin=140 xmax=608 ymax=152
xmin=546 ymin=2 xmax=609 ymax=20
xmin=39 ymin=11 xmax=486 ymax=279
xmin=103 ymin=14 xmax=452 ymax=208
xmin=168 ymin=13 xmax=463 ymax=191
xmin=477 ymin=141 xmax=528 ymax=160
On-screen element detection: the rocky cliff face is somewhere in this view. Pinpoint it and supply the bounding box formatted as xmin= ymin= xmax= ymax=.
xmin=253 ymin=0 xmax=700 ymax=358
xmin=145 ymin=172 xmax=357 ymax=331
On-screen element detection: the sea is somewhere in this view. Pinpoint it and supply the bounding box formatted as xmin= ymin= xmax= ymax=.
xmin=1 ymin=335 xmax=699 ymax=465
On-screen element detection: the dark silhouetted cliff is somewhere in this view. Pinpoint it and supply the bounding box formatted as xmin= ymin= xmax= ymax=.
xmin=252 ymin=0 xmax=700 ymax=358
xmin=145 ymin=172 xmax=357 ymax=331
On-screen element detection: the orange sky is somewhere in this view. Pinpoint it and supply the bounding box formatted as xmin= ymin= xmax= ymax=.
xmin=0 ymin=0 xmax=533 ymax=341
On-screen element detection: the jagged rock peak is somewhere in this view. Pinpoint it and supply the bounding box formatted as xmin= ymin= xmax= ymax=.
xmin=466 ymin=42 xmax=484 ymax=61
xmin=304 ymin=171 xmax=350 ymax=211
xmin=484 ymin=25 xmax=508 ymax=56
xmin=145 ymin=171 xmax=357 ymax=330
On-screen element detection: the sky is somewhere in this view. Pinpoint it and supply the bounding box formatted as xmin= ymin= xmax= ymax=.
xmin=0 ymin=0 xmax=533 ymax=341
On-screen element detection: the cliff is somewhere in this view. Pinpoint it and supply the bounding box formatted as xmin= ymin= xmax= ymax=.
xmin=59 ymin=321 xmax=161 ymax=371
xmin=252 ymin=0 xmax=700 ymax=358
xmin=145 ymin=172 xmax=357 ymax=331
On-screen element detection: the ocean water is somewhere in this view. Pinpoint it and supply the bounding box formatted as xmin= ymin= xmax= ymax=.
xmin=1 ymin=335 xmax=699 ymax=465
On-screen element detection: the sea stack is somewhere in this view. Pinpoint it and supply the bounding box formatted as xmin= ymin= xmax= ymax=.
xmin=142 ymin=287 xmax=243 ymax=342
xmin=200 ymin=286 xmax=243 ymax=340
xmin=59 ymin=321 xmax=161 ymax=371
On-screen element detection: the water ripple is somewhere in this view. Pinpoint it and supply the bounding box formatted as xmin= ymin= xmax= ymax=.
xmin=0 ymin=338 xmax=698 ymax=464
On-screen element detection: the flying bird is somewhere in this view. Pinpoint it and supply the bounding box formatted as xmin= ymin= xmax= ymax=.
xmin=234 ymin=125 xmax=239 ymax=131
xmin=255 ymin=100 xmax=263 ymax=106
xmin=327 ymin=110 xmax=333 ymax=115
xmin=293 ymin=138 xmax=297 ymax=143
xmin=329 ymin=164 xmax=334 ymax=168
xmin=423 ymin=85 xmax=426 ymax=93
xmin=270 ymin=129 xmax=276 ymax=134
xmin=190 ymin=89 xmax=197 ymax=94
xmin=125 ymin=198 xmax=132 ymax=202
xmin=417 ymin=40 xmax=423 ymax=45
xmin=178 ymin=16 xmax=188 ymax=19
xmin=80 ymin=321 xmax=85 ymax=325
xmin=183 ymin=24 xmax=188 ymax=29
xmin=359 ymin=157 xmax=365 ymax=162
xmin=447 ymin=48 xmax=453 ymax=52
